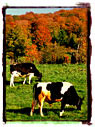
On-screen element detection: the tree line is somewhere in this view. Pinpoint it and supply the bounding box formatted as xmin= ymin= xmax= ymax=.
xmin=6 ymin=8 xmax=89 ymax=64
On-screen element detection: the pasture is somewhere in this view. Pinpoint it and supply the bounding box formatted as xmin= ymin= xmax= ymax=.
xmin=5 ymin=64 xmax=88 ymax=121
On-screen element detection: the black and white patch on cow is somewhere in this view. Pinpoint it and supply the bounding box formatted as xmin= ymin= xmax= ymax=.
xmin=30 ymin=82 xmax=84 ymax=117
xmin=10 ymin=63 xmax=42 ymax=87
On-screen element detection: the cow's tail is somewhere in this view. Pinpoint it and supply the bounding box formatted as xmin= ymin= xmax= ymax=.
xmin=10 ymin=65 xmax=12 ymax=74
xmin=30 ymin=84 xmax=38 ymax=116
xmin=32 ymin=85 xmax=36 ymax=100
xmin=32 ymin=84 xmax=38 ymax=107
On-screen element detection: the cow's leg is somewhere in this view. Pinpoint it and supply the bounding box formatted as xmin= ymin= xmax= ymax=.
xmin=38 ymin=93 xmax=45 ymax=117
xmin=30 ymin=100 xmax=37 ymax=116
xmin=39 ymin=98 xmax=45 ymax=117
xmin=29 ymin=73 xmax=34 ymax=84
xmin=23 ymin=77 xmax=26 ymax=84
xmin=60 ymin=100 xmax=65 ymax=116
xmin=10 ymin=74 xmax=15 ymax=87
xmin=10 ymin=71 xmax=21 ymax=87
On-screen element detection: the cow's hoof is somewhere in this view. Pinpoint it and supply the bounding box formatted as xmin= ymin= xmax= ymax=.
xmin=60 ymin=110 xmax=64 ymax=117
xmin=10 ymin=85 xmax=14 ymax=87
xmin=41 ymin=114 xmax=44 ymax=117
xmin=10 ymin=86 xmax=14 ymax=88
xmin=66 ymin=104 xmax=70 ymax=107
xmin=30 ymin=112 xmax=33 ymax=116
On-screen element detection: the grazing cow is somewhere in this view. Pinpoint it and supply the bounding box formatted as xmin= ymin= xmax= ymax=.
xmin=30 ymin=82 xmax=84 ymax=117
xmin=10 ymin=63 xmax=42 ymax=87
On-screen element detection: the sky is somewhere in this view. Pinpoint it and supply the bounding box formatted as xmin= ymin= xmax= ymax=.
xmin=6 ymin=7 xmax=73 ymax=15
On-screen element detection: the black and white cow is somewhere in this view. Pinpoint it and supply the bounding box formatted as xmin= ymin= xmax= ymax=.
xmin=10 ymin=63 xmax=42 ymax=87
xmin=30 ymin=82 xmax=84 ymax=117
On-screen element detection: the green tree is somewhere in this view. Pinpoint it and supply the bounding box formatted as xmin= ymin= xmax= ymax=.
xmin=69 ymin=33 xmax=78 ymax=49
xmin=41 ymin=43 xmax=73 ymax=64
xmin=6 ymin=25 xmax=26 ymax=62
xmin=57 ymin=29 xmax=69 ymax=46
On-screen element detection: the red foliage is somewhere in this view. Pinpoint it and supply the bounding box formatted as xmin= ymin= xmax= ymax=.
xmin=6 ymin=15 xmax=14 ymax=23
xmin=25 ymin=43 xmax=42 ymax=63
xmin=35 ymin=25 xmax=52 ymax=47
xmin=19 ymin=12 xmax=35 ymax=20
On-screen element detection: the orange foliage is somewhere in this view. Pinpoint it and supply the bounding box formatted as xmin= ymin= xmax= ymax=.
xmin=15 ymin=20 xmax=30 ymax=39
xmin=25 ymin=43 xmax=42 ymax=63
xmin=6 ymin=15 xmax=14 ymax=23
xmin=19 ymin=12 xmax=35 ymax=20
xmin=35 ymin=25 xmax=52 ymax=47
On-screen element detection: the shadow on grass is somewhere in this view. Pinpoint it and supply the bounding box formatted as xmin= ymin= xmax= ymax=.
xmin=5 ymin=80 xmax=30 ymax=86
xmin=6 ymin=80 xmax=23 ymax=84
xmin=6 ymin=107 xmax=76 ymax=116
xmin=7 ymin=107 xmax=32 ymax=116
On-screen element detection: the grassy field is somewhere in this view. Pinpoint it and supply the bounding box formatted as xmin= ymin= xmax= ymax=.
xmin=5 ymin=64 xmax=88 ymax=122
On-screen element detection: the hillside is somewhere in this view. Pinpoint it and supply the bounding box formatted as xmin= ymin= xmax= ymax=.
xmin=6 ymin=8 xmax=89 ymax=64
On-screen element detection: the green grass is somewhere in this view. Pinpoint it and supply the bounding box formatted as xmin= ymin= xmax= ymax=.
xmin=5 ymin=64 xmax=88 ymax=121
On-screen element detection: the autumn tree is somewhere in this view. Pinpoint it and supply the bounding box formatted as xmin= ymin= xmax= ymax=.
xmin=35 ymin=25 xmax=52 ymax=49
xmin=25 ymin=42 xmax=42 ymax=63
xmin=29 ymin=20 xmax=52 ymax=50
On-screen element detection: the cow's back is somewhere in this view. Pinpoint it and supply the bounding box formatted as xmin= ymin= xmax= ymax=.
xmin=10 ymin=63 xmax=36 ymax=74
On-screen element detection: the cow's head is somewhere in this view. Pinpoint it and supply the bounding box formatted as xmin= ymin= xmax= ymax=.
xmin=77 ymin=97 xmax=84 ymax=110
